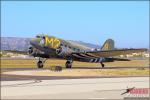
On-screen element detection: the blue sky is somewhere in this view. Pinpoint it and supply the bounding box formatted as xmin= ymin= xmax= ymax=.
xmin=1 ymin=1 xmax=149 ymax=48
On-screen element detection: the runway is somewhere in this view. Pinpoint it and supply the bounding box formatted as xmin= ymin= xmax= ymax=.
xmin=1 ymin=67 xmax=149 ymax=99
xmin=1 ymin=67 xmax=149 ymax=81
xmin=1 ymin=77 xmax=149 ymax=99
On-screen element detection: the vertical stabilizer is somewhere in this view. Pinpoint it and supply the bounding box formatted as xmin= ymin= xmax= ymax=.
xmin=101 ymin=39 xmax=114 ymax=50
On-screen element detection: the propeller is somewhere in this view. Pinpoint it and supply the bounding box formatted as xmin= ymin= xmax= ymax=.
xmin=28 ymin=46 xmax=33 ymax=55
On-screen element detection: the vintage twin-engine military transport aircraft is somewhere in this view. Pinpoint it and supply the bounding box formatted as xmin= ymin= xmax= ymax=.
xmin=28 ymin=34 xmax=147 ymax=68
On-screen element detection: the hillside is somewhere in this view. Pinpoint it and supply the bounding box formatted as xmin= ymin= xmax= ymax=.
xmin=1 ymin=37 xmax=100 ymax=51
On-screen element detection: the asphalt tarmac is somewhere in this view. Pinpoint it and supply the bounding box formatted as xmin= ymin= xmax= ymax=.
xmin=1 ymin=77 xmax=149 ymax=99
xmin=1 ymin=68 xmax=149 ymax=99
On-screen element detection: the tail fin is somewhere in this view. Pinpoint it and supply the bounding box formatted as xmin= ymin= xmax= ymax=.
xmin=101 ymin=39 xmax=115 ymax=50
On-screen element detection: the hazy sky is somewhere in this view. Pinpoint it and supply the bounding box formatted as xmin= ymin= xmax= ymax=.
xmin=1 ymin=1 xmax=149 ymax=48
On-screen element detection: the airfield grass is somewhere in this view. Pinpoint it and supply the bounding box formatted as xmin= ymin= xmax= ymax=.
xmin=0 ymin=59 xmax=149 ymax=68
xmin=33 ymin=69 xmax=149 ymax=76
xmin=1 ymin=59 xmax=149 ymax=76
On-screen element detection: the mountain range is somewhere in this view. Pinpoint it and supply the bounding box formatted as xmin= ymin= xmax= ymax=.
xmin=1 ymin=37 xmax=100 ymax=51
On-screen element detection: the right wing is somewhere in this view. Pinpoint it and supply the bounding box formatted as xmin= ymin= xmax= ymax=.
xmin=71 ymin=48 xmax=147 ymax=60
xmin=81 ymin=48 xmax=147 ymax=57
xmin=71 ymin=48 xmax=147 ymax=62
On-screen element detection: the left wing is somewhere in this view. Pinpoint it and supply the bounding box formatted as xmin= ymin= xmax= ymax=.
xmin=2 ymin=50 xmax=27 ymax=55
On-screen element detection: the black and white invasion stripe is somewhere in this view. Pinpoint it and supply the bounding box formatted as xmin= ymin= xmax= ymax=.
xmin=72 ymin=53 xmax=104 ymax=63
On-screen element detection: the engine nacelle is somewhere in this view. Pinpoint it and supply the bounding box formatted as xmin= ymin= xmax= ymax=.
xmin=28 ymin=46 xmax=34 ymax=55
xmin=56 ymin=46 xmax=72 ymax=56
xmin=28 ymin=46 xmax=49 ymax=58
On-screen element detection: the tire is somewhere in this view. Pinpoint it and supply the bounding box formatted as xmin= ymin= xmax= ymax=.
xmin=65 ymin=61 xmax=72 ymax=68
xmin=101 ymin=63 xmax=104 ymax=68
xmin=37 ymin=61 xmax=43 ymax=68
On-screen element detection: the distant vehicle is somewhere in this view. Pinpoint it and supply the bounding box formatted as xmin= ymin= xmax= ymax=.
xmin=28 ymin=34 xmax=147 ymax=68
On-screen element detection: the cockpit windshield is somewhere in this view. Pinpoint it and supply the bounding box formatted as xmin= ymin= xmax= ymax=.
xmin=36 ymin=34 xmax=46 ymax=38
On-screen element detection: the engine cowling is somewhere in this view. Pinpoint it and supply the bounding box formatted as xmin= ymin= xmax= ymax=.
xmin=28 ymin=47 xmax=49 ymax=58
xmin=28 ymin=46 xmax=34 ymax=55
xmin=56 ymin=46 xmax=72 ymax=56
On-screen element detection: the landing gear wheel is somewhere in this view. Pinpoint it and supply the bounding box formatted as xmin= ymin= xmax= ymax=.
xmin=37 ymin=61 xmax=43 ymax=68
xmin=101 ymin=63 xmax=104 ymax=68
xmin=65 ymin=61 xmax=72 ymax=68
xmin=100 ymin=62 xmax=105 ymax=68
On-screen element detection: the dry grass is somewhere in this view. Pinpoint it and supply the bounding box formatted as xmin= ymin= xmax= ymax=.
xmin=1 ymin=59 xmax=149 ymax=76
xmin=0 ymin=59 xmax=149 ymax=68
xmin=33 ymin=69 xmax=149 ymax=76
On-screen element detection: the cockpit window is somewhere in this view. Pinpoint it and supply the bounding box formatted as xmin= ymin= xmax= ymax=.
xmin=36 ymin=34 xmax=45 ymax=38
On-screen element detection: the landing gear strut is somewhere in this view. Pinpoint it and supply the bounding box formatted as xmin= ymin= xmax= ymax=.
xmin=65 ymin=58 xmax=73 ymax=68
xmin=37 ymin=58 xmax=46 ymax=68
xmin=65 ymin=56 xmax=73 ymax=69
xmin=100 ymin=62 xmax=105 ymax=68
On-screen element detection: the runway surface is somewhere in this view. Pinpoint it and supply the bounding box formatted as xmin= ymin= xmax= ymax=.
xmin=1 ymin=67 xmax=149 ymax=99
xmin=1 ymin=77 xmax=149 ymax=99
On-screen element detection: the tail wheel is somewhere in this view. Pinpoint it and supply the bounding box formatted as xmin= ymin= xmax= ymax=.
xmin=100 ymin=62 xmax=105 ymax=68
xmin=65 ymin=61 xmax=72 ymax=68
xmin=37 ymin=61 xmax=43 ymax=68
xmin=101 ymin=63 xmax=104 ymax=68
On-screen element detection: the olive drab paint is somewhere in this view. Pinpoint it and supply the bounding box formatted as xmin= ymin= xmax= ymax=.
xmin=103 ymin=42 xmax=109 ymax=50
xmin=45 ymin=36 xmax=60 ymax=49
xmin=101 ymin=39 xmax=114 ymax=50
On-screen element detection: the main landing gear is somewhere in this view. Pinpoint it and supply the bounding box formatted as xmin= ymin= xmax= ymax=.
xmin=37 ymin=58 xmax=47 ymax=68
xmin=100 ymin=62 xmax=105 ymax=68
xmin=65 ymin=60 xmax=73 ymax=68
xmin=37 ymin=57 xmax=73 ymax=69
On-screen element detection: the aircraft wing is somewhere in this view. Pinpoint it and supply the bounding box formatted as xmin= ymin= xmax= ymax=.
xmin=2 ymin=50 xmax=27 ymax=55
xmin=72 ymin=48 xmax=147 ymax=58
